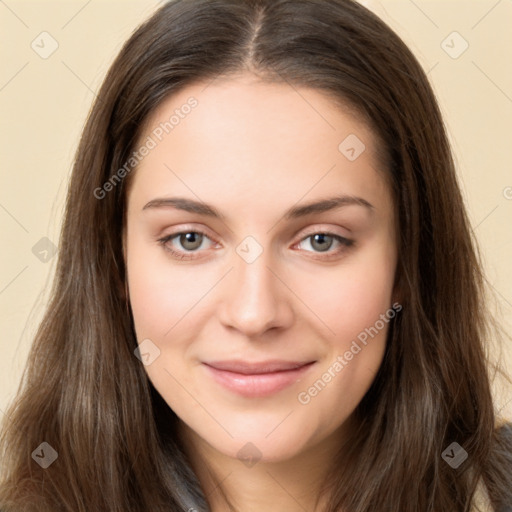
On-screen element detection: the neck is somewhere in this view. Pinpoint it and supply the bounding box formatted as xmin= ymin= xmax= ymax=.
xmin=178 ymin=421 xmax=351 ymax=512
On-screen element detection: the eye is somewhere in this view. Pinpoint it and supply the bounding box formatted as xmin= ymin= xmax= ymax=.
xmin=157 ymin=231 xmax=217 ymax=260
xmin=157 ymin=229 xmax=354 ymax=261
xmin=296 ymin=232 xmax=354 ymax=258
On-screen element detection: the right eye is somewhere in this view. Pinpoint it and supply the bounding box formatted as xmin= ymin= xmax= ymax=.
xmin=157 ymin=230 xmax=218 ymax=260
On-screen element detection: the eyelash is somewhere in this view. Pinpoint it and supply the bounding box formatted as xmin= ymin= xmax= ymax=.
xmin=157 ymin=229 xmax=354 ymax=261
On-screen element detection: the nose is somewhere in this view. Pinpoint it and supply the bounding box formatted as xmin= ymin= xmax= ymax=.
xmin=217 ymin=248 xmax=294 ymax=338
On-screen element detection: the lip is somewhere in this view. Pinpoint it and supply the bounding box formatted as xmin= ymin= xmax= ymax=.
xmin=202 ymin=360 xmax=316 ymax=397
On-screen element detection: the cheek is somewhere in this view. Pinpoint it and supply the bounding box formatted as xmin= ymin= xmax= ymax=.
xmin=294 ymin=274 xmax=393 ymax=436
xmin=126 ymin=240 xmax=205 ymax=415
xmin=291 ymin=241 xmax=397 ymax=343
xmin=126 ymin=235 xmax=214 ymax=340
xmin=290 ymin=240 xmax=395 ymax=411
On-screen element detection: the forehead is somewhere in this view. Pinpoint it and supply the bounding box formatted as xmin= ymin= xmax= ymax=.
xmin=126 ymin=75 xmax=392 ymax=218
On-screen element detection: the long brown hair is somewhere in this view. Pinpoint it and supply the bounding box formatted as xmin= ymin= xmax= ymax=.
xmin=1 ymin=0 xmax=511 ymax=510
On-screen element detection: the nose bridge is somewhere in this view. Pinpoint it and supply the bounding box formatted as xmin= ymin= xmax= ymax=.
xmin=219 ymin=239 xmax=292 ymax=336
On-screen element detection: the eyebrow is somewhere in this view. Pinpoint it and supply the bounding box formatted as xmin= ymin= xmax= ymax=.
xmin=142 ymin=195 xmax=375 ymax=220
xmin=142 ymin=195 xmax=374 ymax=220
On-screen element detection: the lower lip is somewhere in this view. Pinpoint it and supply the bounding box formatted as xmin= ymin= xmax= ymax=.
xmin=203 ymin=362 xmax=316 ymax=398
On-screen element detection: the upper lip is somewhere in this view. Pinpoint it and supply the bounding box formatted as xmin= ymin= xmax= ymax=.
xmin=203 ymin=360 xmax=315 ymax=375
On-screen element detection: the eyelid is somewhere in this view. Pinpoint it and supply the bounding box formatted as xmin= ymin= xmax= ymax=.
xmin=296 ymin=225 xmax=350 ymax=240
xmin=158 ymin=224 xmax=219 ymax=243
xmin=165 ymin=230 xmax=218 ymax=246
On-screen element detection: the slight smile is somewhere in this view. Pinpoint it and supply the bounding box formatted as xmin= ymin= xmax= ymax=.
xmin=202 ymin=360 xmax=317 ymax=398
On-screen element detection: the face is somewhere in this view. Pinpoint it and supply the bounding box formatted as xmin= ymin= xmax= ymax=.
xmin=124 ymin=74 xmax=398 ymax=464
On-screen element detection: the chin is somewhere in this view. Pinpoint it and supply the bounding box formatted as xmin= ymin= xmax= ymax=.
xmin=217 ymin=436 xmax=307 ymax=465
xmin=196 ymin=415 xmax=317 ymax=464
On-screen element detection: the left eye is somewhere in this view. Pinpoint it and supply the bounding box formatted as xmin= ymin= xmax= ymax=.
xmin=296 ymin=233 xmax=353 ymax=254
xmin=158 ymin=231 xmax=214 ymax=257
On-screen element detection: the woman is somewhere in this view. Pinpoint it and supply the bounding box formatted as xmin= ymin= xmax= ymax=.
xmin=0 ymin=0 xmax=511 ymax=510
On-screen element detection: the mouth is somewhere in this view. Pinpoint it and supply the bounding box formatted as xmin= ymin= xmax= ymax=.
xmin=202 ymin=359 xmax=316 ymax=397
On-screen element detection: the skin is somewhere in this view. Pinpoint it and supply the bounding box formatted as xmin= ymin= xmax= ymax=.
xmin=124 ymin=73 xmax=398 ymax=511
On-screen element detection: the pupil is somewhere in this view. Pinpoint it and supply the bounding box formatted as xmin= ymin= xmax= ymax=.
xmin=312 ymin=234 xmax=332 ymax=252
xmin=181 ymin=232 xmax=202 ymax=250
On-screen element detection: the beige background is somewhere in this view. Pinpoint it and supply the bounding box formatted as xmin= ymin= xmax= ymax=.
xmin=1 ymin=0 xmax=511 ymax=420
